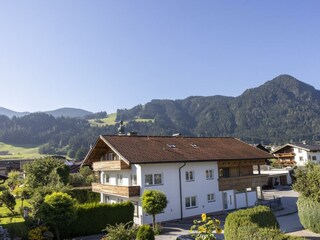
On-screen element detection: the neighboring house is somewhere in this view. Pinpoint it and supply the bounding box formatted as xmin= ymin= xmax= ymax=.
xmin=272 ymin=142 xmax=320 ymax=167
xmin=82 ymin=135 xmax=271 ymax=225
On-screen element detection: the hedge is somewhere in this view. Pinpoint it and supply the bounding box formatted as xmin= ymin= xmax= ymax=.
xmin=224 ymin=206 xmax=279 ymax=240
xmin=235 ymin=224 xmax=305 ymax=240
xmin=69 ymin=188 xmax=100 ymax=204
xmin=297 ymin=196 xmax=320 ymax=233
xmin=61 ymin=201 xmax=134 ymax=238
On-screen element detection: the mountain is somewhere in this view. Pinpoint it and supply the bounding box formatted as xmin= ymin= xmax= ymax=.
xmin=0 ymin=107 xmax=30 ymax=118
xmin=44 ymin=108 xmax=93 ymax=118
xmin=116 ymin=74 xmax=320 ymax=144
xmin=0 ymin=107 xmax=93 ymax=118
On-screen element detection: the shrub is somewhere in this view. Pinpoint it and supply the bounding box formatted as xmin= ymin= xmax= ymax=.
xmin=102 ymin=221 xmax=138 ymax=240
xmin=63 ymin=201 xmax=134 ymax=238
xmin=69 ymin=188 xmax=100 ymax=204
xmin=136 ymin=225 xmax=155 ymax=240
xmin=224 ymin=206 xmax=279 ymax=240
xmin=236 ymin=225 xmax=305 ymax=240
xmin=297 ymin=195 xmax=320 ymax=233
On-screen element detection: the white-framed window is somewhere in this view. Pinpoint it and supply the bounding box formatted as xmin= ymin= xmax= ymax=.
xmin=299 ymin=157 xmax=303 ymax=161
xmin=308 ymin=155 xmax=311 ymax=160
xmin=117 ymin=174 xmax=123 ymax=185
xmin=132 ymin=201 xmax=139 ymax=217
xmin=298 ymin=149 xmax=302 ymax=153
xmin=207 ymin=193 xmax=216 ymax=202
xmin=186 ymin=171 xmax=195 ymax=181
xmin=312 ymin=156 xmax=317 ymax=161
xmin=145 ymin=173 xmax=163 ymax=186
xmin=130 ymin=174 xmax=137 ymax=185
xmin=104 ymin=195 xmax=110 ymax=203
xmin=185 ymin=196 xmax=197 ymax=209
xmin=103 ymin=173 xmax=110 ymax=184
xmin=206 ymin=169 xmax=214 ymax=180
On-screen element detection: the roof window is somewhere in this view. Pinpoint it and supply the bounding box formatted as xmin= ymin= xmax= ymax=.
xmin=167 ymin=144 xmax=177 ymax=148
xmin=191 ymin=143 xmax=198 ymax=148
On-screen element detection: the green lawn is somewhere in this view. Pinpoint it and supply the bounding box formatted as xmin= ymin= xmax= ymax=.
xmin=0 ymin=198 xmax=30 ymax=238
xmin=88 ymin=113 xmax=154 ymax=126
xmin=0 ymin=142 xmax=45 ymax=160
xmin=88 ymin=113 xmax=118 ymax=126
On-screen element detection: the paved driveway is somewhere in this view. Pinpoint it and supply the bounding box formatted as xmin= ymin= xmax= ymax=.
xmin=156 ymin=187 xmax=320 ymax=240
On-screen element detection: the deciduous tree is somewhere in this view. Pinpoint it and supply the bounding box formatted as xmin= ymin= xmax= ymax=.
xmin=141 ymin=190 xmax=167 ymax=230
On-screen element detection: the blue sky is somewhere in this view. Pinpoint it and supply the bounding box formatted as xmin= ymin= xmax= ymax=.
xmin=1 ymin=1 xmax=320 ymax=113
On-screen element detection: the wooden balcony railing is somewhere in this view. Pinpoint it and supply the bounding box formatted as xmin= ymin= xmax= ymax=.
xmin=92 ymin=182 xmax=140 ymax=198
xmin=219 ymin=174 xmax=269 ymax=191
xmin=274 ymin=153 xmax=295 ymax=158
xmin=92 ymin=160 xmax=130 ymax=171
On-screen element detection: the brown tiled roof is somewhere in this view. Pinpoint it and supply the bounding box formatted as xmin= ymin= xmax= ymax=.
xmin=84 ymin=135 xmax=272 ymax=165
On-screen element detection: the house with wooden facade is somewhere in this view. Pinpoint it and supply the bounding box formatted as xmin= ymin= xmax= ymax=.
xmin=272 ymin=142 xmax=320 ymax=167
xmin=82 ymin=135 xmax=271 ymax=225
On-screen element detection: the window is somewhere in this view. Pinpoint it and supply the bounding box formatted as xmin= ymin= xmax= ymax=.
xmin=104 ymin=195 xmax=110 ymax=203
xmin=299 ymin=157 xmax=303 ymax=161
xmin=154 ymin=174 xmax=162 ymax=185
xmin=207 ymin=193 xmax=215 ymax=202
xmin=145 ymin=173 xmax=163 ymax=186
xmin=117 ymin=198 xmax=124 ymax=203
xmin=308 ymin=155 xmax=311 ymax=160
xmin=117 ymin=174 xmax=123 ymax=185
xmin=185 ymin=196 xmax=197 ymax=209
xmin=298 ymin=149 xmax=302 ymax=153
xmin=206 ymin=170 xmax=214 ymax=180
xmin=131 ymin=174 xmax=137 ymax=185
xmin=186 ymin=171 xmax=195 ymax=181
xmin=312 ymin=156 xmax=317 ymax=161
xmin=103 ymin=173 xmax=110 ymax=184
xmin=219 ymin=168 xmax=229 ymax=178
xmin=132 ymin=201 xmax=139 ymax=217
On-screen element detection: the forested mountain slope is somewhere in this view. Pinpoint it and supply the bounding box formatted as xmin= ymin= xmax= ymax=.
xmin=1 ymin=74 xmax=320 ymax=159
xmin=117 ymin=75 xmax=320 ymax=143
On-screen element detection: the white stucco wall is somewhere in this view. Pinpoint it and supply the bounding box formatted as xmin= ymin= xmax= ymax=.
xmin=294 ymin=147 xmax=320 ymax=166
xmin=247 ymin=191 xmax=257 ymax=206
xmin=98 ymin=161 xmax=259 ymax=225
xmin=139 ymin=162 xmax=223 ymax=224
xmin=236 ymin=192 xmax=246 ymax=209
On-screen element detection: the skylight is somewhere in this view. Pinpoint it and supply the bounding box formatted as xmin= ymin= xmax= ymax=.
xmin=167 ymin=144 xmax=177 ymax=148
xmin=191 ymin=143 xmax=198 ymax=148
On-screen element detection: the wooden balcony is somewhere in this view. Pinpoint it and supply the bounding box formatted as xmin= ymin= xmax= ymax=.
xmin=92 ymin=182 xmax=140 ymax=198
xmin=92 ymin=160 xmax=130 ymax=171
xmin=274 ymin=153 xmax=294 ymax=158
xmin=219 ymin=174 xmax=269 ymax=191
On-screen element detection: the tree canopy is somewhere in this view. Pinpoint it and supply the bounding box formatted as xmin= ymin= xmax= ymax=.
xmin=293 ymin=162 xmax=320 ymax=202
xmin=141 ymin=190 xmax=167 ymax=229
xmin=37 ymin=192 xmax=76 ymax=240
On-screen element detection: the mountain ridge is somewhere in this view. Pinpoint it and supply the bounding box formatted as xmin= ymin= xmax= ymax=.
xmin=116 ymin=74 xmax=320 ymax=143
xmin=0 ymin=107 xmax=93 ymax=118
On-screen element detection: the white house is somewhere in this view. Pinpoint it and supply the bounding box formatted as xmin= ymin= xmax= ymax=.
xmin=272 ymin=142 xmax=320 ymax=167
xmin=83 ymin=135 xmax=271 ymax=225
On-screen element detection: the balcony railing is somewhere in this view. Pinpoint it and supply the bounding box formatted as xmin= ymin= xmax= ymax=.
xmin=92 ymin=160 xmax=130 ymax=171
xmin=92 ymin=182 xmax=140 ymax=198
xmin=219 ymin=174 xmax=269 ymax=191
xmin=274 ymin=153 xmax=295 ymax=158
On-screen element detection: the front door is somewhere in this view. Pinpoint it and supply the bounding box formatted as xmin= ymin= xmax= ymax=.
xmin=223 ymin=192 xmax=228 ymax=209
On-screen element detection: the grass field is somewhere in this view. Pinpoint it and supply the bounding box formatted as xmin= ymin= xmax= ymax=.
xmin=0 ymin=198 xmax=30 ymax=237
xmin=88 ymin=113 xmax=118 ymax=126
xmin=0 ymin=142 xmax=45 ymax=160
xmin=88 ymin=113 xmax=154 ymax=126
